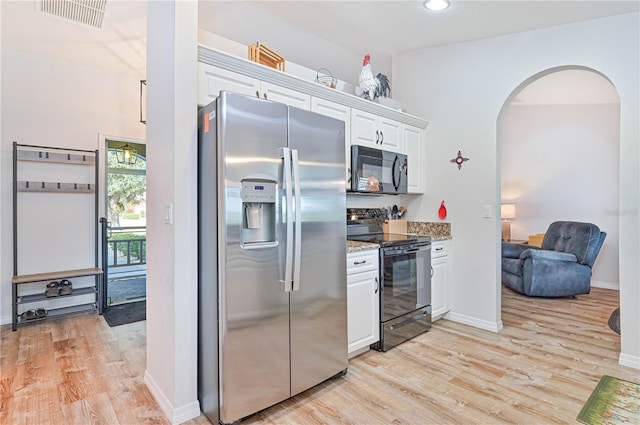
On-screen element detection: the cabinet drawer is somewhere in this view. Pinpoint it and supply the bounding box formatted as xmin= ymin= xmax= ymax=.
xmin=431 ymin=241 xmax=449 ymax=258
xmin=347 ymin=249 xmax=379 ymax=275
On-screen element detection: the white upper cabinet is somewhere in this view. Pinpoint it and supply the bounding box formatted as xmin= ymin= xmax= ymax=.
xmin=198 ymin=63 xmax=260 ymax=105
xmin=197 ymin=48 xmax=429 ymax=189
xmin=351 ymin=108 xmax=402 ymax=153
xmin=403 ymin=124 xmax=425 ymax=194
xmin=198 ymin=63 xmax=310 ymax=109
xmin=311 ymin=97 xmax=351 ymax=187
xmin=261 ymin=82 xmax=311 ymax=110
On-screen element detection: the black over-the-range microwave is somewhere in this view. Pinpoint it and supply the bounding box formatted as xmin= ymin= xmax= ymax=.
xmin=349 ymin=145 xmax=408 ymax=195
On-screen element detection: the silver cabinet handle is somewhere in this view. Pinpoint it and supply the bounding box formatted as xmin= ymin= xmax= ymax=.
xmin=263 ymin=93 xmax=268 ymax=99
xmin=435 ymin=247 xmax=444 ymax=252
xmin=374 ymin=277 xmax=379 ymax=294
xmin=431 ymin=266 xmax=434 ymax=277
xmin=380 ymin=131 xmax=384 ymax=144
xmin=375 ymin=130 xmax=380 ymax=144
xmin=255 ymin=90 xmax=260 ymax=98
xmin=352 ymin=260 xmax=367 ymax=265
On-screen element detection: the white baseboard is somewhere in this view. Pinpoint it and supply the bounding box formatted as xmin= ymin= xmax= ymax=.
xmin=144 ymin=370 xmax=201 ymax=424
xmin=444 ymin=311 xmax=503 ymax=333
xmin=619 ymin=353 xmax=640 ymax=370
xmin=591 ymin=280 xmax=619 ymax=291
xmin=1 ymin=314 xmax=12 ymax=326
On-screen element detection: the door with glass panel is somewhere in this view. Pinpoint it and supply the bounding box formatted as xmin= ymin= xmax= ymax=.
xmin=102 ymin=140 xmax=147 ymax=309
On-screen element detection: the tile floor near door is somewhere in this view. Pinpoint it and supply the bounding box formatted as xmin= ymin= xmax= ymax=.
xmin=1 ymin=287 xmax=637 ymax=424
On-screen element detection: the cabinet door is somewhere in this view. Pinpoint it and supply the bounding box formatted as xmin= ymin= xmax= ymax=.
xmin=403 ymin=124 xmax=424 ymax=194
xmin=261 ymin=82 xmax=311 ymax=109
xmin=311 ymin=97 xmax=351 ymax=188
xmin=378 ymin=117 xmax=402 ymax=152
xmin=351 ymin=108 xmax=380 ymax=149
xmin=431 ymin=257 xmax=447 ymax=320
xmin=347 ymin=269 xmax=380 ymax=355
xmin=198 ymin=63 xmax=260 ymax=106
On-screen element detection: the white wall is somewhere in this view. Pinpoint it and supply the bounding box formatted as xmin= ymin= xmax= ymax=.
xmin=0 ymin=48 xmax=145 ymax=324
xmin=393 ymin=13 xmax=639 ymax=367
xmin=144 ymin=2 xmax=200 ymax=423
xmin=501 ymin=102 xmax=620 ymax=288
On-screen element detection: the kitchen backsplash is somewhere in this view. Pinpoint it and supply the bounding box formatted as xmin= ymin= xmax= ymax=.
xmin=408 ymin=221 xmax=451 ymax=239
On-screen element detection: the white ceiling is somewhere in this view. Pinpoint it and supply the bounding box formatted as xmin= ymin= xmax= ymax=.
xmin=2 ymin=1 xmax=638 ymax=96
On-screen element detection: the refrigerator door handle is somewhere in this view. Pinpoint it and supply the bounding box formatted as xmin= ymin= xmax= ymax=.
xmin=291 ymin=148 xmax=302 ymax=291
xmin=280 ymin=147 xmax=293 ymax=292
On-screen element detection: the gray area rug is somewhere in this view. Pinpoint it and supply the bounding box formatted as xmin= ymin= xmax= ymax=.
xmin=103 ymin=301 xmax=146 ymax=327
xmin=608 ymin=307 xmax=620 ymax=335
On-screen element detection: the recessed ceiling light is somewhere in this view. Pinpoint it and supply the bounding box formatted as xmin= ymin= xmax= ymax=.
xmin=424 ymin=0 xmax=451 ymax=11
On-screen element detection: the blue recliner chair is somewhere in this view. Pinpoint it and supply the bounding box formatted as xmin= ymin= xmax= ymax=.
xmin=502 ymin=221 xmax=606 ymax=297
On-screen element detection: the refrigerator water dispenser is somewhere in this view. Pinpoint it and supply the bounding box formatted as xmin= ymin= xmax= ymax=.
xmin=240 ymin=178 xmax=277 ymax=247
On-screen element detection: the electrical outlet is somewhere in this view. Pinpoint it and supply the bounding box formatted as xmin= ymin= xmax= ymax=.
xmin=483 ymin=205 xmax=492 ymax=218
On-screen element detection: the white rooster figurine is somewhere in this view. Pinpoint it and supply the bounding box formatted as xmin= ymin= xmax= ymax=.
xmin=359 ymin=54 xmax=390 ymax=101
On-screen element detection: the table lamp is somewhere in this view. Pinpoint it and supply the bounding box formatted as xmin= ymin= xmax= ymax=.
xmin=501 ymin=203 xmax=517 ymax=241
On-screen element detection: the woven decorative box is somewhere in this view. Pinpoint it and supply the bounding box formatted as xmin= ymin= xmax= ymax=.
xmin=528 ymin=233 xmax=545 ymax=247
xmin=248 ymin=42 xmax=285 ymax=72
xmin=383 ymin=220 xmax=407 ymax=234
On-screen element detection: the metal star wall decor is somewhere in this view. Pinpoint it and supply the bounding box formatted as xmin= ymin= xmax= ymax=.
xmin=450 ymin=150 xmax=469 ymax=170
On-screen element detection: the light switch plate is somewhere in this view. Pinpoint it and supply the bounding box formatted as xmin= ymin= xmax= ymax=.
xmin=483 ymin=205 xmax=492 ymax=218
xmin=164 ymin=203 xmax=173 ymax=225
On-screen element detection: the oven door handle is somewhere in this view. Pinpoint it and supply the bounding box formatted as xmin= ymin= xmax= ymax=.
xmin=383 ymin=245 xmax=431 ymax=257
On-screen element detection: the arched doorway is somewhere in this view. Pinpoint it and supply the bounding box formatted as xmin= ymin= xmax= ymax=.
xmin=497 ymin=66 xmax=621 ymax=325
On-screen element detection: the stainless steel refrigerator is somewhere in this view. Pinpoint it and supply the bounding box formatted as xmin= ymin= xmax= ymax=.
xmin=198 ymin=91 xmax=347 ymax=424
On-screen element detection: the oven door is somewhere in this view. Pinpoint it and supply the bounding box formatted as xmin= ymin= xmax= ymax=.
xmin=380 ymin=243 xmax=431 ymax=322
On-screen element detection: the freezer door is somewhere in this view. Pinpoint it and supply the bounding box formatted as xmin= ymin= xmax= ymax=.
xmin=288 ymin=107 xmax=348 ymax=396
xmin=217 ymin=92 xmax=291 ymax=423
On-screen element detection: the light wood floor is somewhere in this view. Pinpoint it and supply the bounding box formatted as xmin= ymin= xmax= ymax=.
xmin=2 ymin=286 xmax=638 ymax=424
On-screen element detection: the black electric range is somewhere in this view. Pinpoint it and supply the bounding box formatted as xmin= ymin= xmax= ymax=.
xmin=346 ymin=208 xmax=430 ymax=248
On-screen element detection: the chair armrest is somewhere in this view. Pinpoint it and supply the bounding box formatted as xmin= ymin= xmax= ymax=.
xmin=502 ymin=242 xmax=534 ymax=258
xmin=521 ymin=249 xmax=577 ymax=263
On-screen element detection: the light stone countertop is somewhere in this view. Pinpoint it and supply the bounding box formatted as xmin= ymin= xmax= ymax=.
xmin=346 ymin=240 xmax=379 ymax=253
xmin=408 ymin=221 xmax=452 ymax=240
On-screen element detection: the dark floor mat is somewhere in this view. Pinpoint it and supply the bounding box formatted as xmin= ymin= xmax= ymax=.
xmin=103 ymin=301 xmax=146 ymax=327
xmin=608 ymin=307 xmax=620 ymax=335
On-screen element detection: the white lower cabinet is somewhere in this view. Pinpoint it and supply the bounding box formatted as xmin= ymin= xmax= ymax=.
xmin=347 ymin=249 xmax=380 ymax=357
xmin=431 ymin=240 xmax=451 ymax=321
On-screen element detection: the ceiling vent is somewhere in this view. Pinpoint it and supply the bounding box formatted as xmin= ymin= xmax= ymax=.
xmin=37 ymin=0 xmax=106 ymax=29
